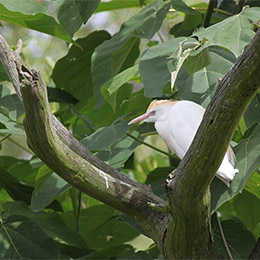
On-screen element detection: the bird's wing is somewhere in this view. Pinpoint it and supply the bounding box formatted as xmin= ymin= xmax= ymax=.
xmin=227 ymin=145 xmax=236 ymax=166
xmin=168 ymin=101 xmax=205 ymax=158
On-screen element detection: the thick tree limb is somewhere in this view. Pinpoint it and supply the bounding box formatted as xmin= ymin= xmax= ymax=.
xmin=1 ymin=27 xmax=260 ymax=259
xmin=165 ymin=29 xmax=260 ymax=258
xmin=0 ymin=33 xmax=170 ymax=252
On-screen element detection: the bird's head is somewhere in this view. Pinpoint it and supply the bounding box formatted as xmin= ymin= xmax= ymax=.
xmin=128 ymin=99 xmax=177 ymax=125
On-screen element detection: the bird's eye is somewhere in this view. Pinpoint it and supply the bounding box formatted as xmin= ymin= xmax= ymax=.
xmin=150 ymin=110 xmax=156 ymax=115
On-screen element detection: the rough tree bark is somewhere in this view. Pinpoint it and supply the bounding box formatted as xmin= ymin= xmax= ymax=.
xmin=0 ymin=29 xmax=259 ymax=259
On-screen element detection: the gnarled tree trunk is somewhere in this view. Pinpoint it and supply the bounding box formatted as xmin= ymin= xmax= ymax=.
xmin=0 ymin=29 xmax=260 ymax=259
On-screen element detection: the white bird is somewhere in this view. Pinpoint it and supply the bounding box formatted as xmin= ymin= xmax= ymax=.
xmin=128 ymin=99 xmax=239 ymax=187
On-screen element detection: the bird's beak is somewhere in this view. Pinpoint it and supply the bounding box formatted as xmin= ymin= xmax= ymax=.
xmin=128 ymin=112 xmax=151 ymax=125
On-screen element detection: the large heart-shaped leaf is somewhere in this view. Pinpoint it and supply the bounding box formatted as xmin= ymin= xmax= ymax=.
xmin=0 ymin=0 xmax=74 ymax=44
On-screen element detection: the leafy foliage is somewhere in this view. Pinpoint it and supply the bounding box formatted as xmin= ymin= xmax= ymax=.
xmin=0 ymin=0 xmax=259 ymax=259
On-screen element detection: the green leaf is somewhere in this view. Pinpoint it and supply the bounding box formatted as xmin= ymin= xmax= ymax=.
xmin=167 ymin=39 xmax=201 ymax=89
xmin=220 ymin=190 xmax=260 ymax=239
xmin=245 ymin=172 xmax=260 ymax=200
xmin=179 ymin=13 xmax=202 ymax=30
xmin=171 ymin=0 xmax=200 ymax=15
xmin=8 ymin=159 xmax=39 ymax=185
xmin=34 ymin=165 xmax=53 ymax=192
xmin=117 ymin=247 xmax=152 ymax=259
xmin=101 ymin=65 xmax=139 ymax=111
xmin=194 ymin=7 xmax=260 ymax=57
xmin=184 ymin=47 xmax=211 ymax=75
xmin=244 ymin=93 xmax=260 ymax=128
xmin=47 ymin=87 xmax=78 ymax=105
xmin=81 ymin=121 xmax=130 ymax=151
xmin=0 ymin=0 xmax=75 ymax=44
xmin=139 ymin=37 xmax=186 ymax=97
xmin=0 ymin=169 xmax=33 ymax=205
xmin=53 ymin=0 xmax=101 ymax=36
xmin=31 ymin=173 xmax=71 ymax=212
xmin=63 ymin=205 xmax=139 ymax=250
xmin=95 ymin=0 xmax=154 ymax=12
xmin=0 ymin=62 xmax=9 ymax=81
xmin=92 ymin=0 xmax=170 ymax=107
xmin=0 ymin=85 xmax=24 ymax=126
xmin=0 ymin=215 xmax=59 ymax=259
xmin=95 ymin=122 xmax=155 ymax=171
xmin=3 ymin=201 xmax=87 ymax=248
xmin=218 ymin=0 xmax=237 ymax=15
xmin=176 ymin=46 xmax=236 ymax=107
xmin=212 ymin=218 xmax=255 ymax=259
xmin=52 ymin=31 xmax=110 ymax=105
xmin=211 ymin=123 xmax=260 ymax=212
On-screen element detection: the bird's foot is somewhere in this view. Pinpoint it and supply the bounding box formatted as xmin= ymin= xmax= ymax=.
xmin=164 ymin=169 xmax=177 ymax=198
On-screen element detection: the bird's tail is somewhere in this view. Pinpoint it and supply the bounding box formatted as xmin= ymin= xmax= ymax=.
xmin=216 ymin=152 xmax=239 ymax=187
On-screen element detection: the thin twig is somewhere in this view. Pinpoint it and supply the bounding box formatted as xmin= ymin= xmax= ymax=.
xmin=127 ymin=132 xmax=174 ymax=158
xmin=214 ymin=212 xmax=234 ymax=260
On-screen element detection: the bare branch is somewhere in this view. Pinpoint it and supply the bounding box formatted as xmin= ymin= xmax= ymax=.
xmin=0 ymin=35 xmax=22 ymax=100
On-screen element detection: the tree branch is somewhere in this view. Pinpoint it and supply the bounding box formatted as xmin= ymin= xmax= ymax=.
xmin=0 ymin=33 xmax=170 ymax=252
xmin=165 ymin=29 xmax=260 ymax=258
xmin=203 ymin=0 xmax=217 ymax=28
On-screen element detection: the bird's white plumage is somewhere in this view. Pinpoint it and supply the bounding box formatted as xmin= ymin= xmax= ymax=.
xmin=129 ymin=99 xmax=239 ymax=187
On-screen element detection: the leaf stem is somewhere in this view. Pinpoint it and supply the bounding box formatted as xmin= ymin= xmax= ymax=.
xmin=203 ymin=0 xmax=217 ymax=27
xmin=169 ymin=7 xmax=233 ymax=17
xmin=237 ymin=124 xmax=244 ymax=137
xmin=157 ymin=31 xmax=164 ymax=43
xmin=1 ymin=220 xmax=23 ymax=260
xmin=197 ymin=8 xmax=233 ymax=16
xmin=214 ymin=212 xmax=234 ymax=260
xmin=8 ymin=136 xmax=32 ymax=154
xmin=127 ymin=132 xmax=174 ymax=158
xmin=76 ymin=191 xmax=82 ymax=233
xmin=0 ymin=134 xmax=11 ymax=143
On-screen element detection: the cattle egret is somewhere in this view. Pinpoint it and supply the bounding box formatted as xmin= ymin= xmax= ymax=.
xmin=128 ymin=100 xmax=239 ymax=187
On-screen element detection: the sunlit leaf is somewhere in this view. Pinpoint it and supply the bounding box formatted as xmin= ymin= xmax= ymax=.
xmin=0 ymin=0 xmax=75 ymax=44
xmin=92 ymin=0 xmax=170 ymax=107
xmin=194 ymin=7 xmax=260 ymax=57
xmin=101 ymin=65 xmax=139 ymax=111
xmin=52 ymin=31 xmax=111 ymax=105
